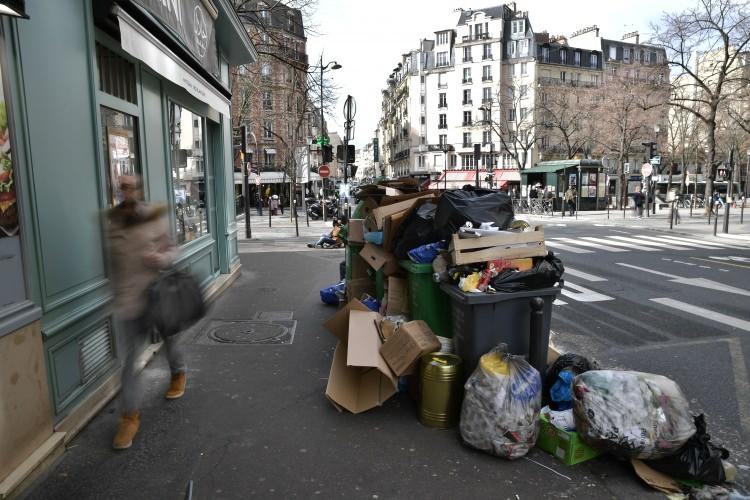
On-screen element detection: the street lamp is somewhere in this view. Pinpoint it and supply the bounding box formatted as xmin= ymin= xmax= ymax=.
xmin=318 ymin=55 xmax=341 ymax=219
xmin=478 ymin=102 xmax=494 ymax=171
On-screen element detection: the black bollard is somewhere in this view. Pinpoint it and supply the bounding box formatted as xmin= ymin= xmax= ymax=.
xmin=528 ymin=297 xmax=547 ymax=376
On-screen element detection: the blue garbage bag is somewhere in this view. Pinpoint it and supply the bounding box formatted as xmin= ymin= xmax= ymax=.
xmin=408 ymin=240 xmax=447 ymax=264
xmin=550 ymin=370 xmax=575 ymax=411
xmin=364 ymin=231 xmax=384 ymax=245
xmin=320 ymin=280 xmax=345 ymax=306
xmin=360 ymin=294 xmax=381 ymax=312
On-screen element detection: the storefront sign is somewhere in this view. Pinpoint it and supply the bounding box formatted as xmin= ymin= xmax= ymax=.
xmin=132 ymin=0 xmax=219 ymax=76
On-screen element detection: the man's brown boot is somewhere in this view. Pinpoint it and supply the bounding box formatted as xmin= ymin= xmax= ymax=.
xmin=112 ymin=411 xmax=140 ymax=450
xmin=165 ymin=372 xmax=186 ymax=400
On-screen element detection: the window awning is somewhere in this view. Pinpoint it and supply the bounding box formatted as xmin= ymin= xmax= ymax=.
xmin=116 ymin=7 xmax=230 ymax=116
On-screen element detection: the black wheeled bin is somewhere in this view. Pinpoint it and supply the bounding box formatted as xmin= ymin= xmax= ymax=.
xmin=440 ymin=283 xmax=562 ymax=377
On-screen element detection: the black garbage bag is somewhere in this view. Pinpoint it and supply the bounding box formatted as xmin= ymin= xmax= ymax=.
xmin=393 ymin=202 xmax=440 ymax=260
xmin=543 ymin=353 xmax=601 ymax=409
xmin=646 ymin=414 xmax=729 ymax=485
xmin=434 ymin=190 xmax=514 ymax=240
xmin=490 ymin=252 xmax=564 ymax=292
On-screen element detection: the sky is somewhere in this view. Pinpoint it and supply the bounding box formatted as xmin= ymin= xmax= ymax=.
xmin=305 ymin=0 xmax=691 ymax=148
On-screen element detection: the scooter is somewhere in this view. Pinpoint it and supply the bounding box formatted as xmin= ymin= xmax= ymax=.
xmin=307 ymin=199 xmax=339 ymax=220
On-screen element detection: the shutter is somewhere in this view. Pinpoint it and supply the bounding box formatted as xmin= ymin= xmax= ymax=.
xmin=616 ymin=46 xmax=623 ymax=60
xmin=79 ymin=320 xmax=114 ymax=383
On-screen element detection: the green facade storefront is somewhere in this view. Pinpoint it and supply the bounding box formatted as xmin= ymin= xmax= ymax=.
xmin=0 ymin=1 xmax=255 ymax=493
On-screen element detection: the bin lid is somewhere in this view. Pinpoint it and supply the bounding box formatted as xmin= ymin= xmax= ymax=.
xmin=439 ymin=282 xmax=562 ymax=304
xmin=399 ymin=260 xmax=434 ymax=274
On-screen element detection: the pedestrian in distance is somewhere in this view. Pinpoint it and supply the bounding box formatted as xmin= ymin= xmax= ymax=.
xmin=256 ymin=192 xmax=263 ymax=216
xmin=633 ymin=185 xmax=645 ymax=218
xmin=307 ymin=217 xmax=344 ymax=248
xmin=270 ymin=194 xmax=279 ymax=215
xmin=564 ymin=186 xmax=577 ymax=216
xmin=105 ymin=175 xmax=185 ymax=450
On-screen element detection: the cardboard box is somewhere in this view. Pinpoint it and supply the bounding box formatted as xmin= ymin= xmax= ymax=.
xmin=385 ymin=277 xmax=408 ymax=315
xmin=346 ymin=277 xmax=375 ymax=302
xmin=372 ymin=193 xmax=435 ymax=229
xmin=350 ymin=251 xmax=370 ymax=279
xmin=324 ymin=303 xmax=398 ymax=414
xmin=536 ymin=413 xmax=601 ymax=465
xmin=348 ymin=219 xmax=365 ymax=244
xmin=380 ymin=320 xmax=441 ymax=377
xmin=359 ymin=243 xmax=399 ymax=275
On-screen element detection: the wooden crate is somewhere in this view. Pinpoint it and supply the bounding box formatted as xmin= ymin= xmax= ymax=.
xmin=449 ymin=226 xmax=547 ymax=265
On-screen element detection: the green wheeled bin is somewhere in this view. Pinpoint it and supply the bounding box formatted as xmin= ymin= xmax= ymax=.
xmin=400 ymin=260 xmax=452 ymax=338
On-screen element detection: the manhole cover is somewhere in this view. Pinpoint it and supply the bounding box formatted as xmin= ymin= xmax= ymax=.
xmin=207 ymin=321 xmax=292 ymax=345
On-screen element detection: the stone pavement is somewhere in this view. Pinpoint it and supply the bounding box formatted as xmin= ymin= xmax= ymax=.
xmin=236 ymin=211 xmax=335 ymax=241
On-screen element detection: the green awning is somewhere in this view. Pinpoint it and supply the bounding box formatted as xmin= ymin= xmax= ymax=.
xmin=521 ymin=160 xmax=603 ymax=176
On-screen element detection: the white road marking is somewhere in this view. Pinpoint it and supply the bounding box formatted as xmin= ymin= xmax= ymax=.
xmin=644 ymin=237 xmax=710 ymax=249
xmin=657 ymin=234 xmax=744 ymax=249
xmin=560 ymin=281 xmax=615 ymax=302
xmin=608 ymin=235 xmax=688 ymax=250
xmin=720 ymin=269 xmax=730 ymax=272
xmin=565 ymin=267 xmax=608 ymax=282
xmin=582 ymin=237 xmax=658 ymax=251
xmin=662 ymin=258 xmax=672 ymax=261
xmin=594 ymin=224 xmax=615 ymax=227
xmin=650 ymin=298 xmax=750 ymax=332
xmin=617 ymin=263 xmax=750 ymax=296
xmin=709 ymin=255 xmax=750 ymax=263
xmin=545 ymin=241 xmax=594 ymax=254
xmin=716 ymin=233 xmax=750 ymax=241
xmin=610 ymin=230 xmax=631 ymax=234
xmin=672 ymin=260 xmax=696 ymax=266
xmin=552 ymin=237 xmax=628 ymax=252
xmin=699 ymin=265 xmax=711 ymax=269
xmin=553 ymin=299 xmax=568 ymax=305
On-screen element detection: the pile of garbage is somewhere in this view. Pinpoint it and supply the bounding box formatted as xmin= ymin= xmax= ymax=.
xmin=316 ymin=181 xmax=737 ymax=497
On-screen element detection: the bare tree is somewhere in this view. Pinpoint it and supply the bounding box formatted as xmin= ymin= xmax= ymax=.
xmin=590 ymin=68 xmax=667 ymax=208
xmin=536 ymin=85 xmax=591 ymax=161
xmin=651 ymin=0 xmax=750 ymax=211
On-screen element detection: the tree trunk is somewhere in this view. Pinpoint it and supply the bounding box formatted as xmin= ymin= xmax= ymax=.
xmin=704 ymin=115 xmax=717 ymax=215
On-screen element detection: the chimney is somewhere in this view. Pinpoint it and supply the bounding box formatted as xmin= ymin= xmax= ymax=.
xmin=595 ymin=27 xmax=599 ymax=37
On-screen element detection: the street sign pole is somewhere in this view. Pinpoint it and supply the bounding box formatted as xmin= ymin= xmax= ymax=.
xmin=244 ymin=159 xmax=252 ymax=239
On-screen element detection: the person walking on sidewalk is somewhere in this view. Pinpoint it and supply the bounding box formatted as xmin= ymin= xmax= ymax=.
xmin=632 ymin=186 xmax=645 ymax=218
xmin=564 ymin=186 xmax=577 ymax=216
xmin=105 ymin=175 xmax=186 ymax=450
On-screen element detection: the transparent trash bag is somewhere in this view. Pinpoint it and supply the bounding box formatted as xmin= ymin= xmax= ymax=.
xmin=460 ymin=346 xmax=542 ymax=460
xmin=573 ymin=370 xmax=696 ymax=459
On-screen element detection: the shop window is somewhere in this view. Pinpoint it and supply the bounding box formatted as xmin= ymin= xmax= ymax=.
xmin=101 ymin=106 xmax=141 ymax=207
xmin=169 ymin=102 xmax=209 ymax=244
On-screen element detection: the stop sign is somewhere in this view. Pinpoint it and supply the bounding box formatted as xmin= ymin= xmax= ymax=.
xmin=319 ymin=165 xmax=330 ymax=178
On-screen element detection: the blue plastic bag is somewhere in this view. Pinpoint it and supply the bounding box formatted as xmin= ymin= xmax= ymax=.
xmin=364 ymin=231 xmax=384 ymax=245
xmin=550 ymin=370 xmax=574 ymax=411
xmin=360 ymin=294 xmax=381 ymax=312
xmin=408 ymin=240 xmax=447 ymax=264
xmin=320 ymin=280 xmax=345 ymax=305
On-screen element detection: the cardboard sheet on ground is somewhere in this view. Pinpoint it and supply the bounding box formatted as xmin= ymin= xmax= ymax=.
xmin=324 ymin=304 xmax=398 ymax=414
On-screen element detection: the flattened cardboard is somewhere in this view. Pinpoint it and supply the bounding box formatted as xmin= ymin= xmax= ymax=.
xmin=380 ymin=320 xmax=441 ymax=376
xmin=386 ymin=277 xmax=408 ymax=315
xmin=382 ymin=210 xmax=408 ymax=252
xmin=372 ymin=193 xmax=435 ymax=229
xmin=359 ymin=243 xmax=399 ymax=275
xmin=631 ymin=459 xmax=683 ymax=495
xmin=323 ymin=299 xmax=370 ymax=341
xmin=346 ymin=278 xmax=375 ymax=303
xmin=348 ymin=219 xmax=365 ymax=244
xmin=350 ymin=251 xmax=369 ymax=279
xmin=324 ymin=310 xmax=398 ymax=414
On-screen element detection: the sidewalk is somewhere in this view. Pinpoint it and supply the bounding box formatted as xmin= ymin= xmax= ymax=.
xmin=23 ymin=247 xmax=660 ymax=500
xmin=524 ymin=205 xmax=750 ymax=243
xmin=236 ymin=210 xmax=336 ymax=241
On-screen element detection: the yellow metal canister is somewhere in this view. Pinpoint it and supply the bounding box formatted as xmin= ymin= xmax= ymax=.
xmin=418 ymin=353 xmax=463 ymax=429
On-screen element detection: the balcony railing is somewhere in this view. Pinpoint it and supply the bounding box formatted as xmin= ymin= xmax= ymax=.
xmin=462 ymin=120 xmax=473 ymax=126
xmin=462 ymin=57 xmax=473 ymax=63
xmin=438 ymin=124 xmax=447 ymax=129
xmin=461 ymin=33 xmax=490 ymax=42
xmin=462 ymin=142 xmax=472 ymax=148
xmin=482 ymin=54 xmax=493 ymax=60
xmin=438 ymin=83 xmax=448 ymax=89
xmin=536 ymin=76 xmax=600 ymax=88
xmin=462 ymin=78 xmax=472 ymax=84
xmin=462 ymin=100 xmax=473 ymax=105
xmin=438 ymin=103 xmax=448 ymax=108
xmin=482 ymin=76 xmax=493 ymax=82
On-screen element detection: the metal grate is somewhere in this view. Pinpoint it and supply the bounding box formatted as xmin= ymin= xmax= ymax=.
xmin=79 ymin=320 xmax=114 ymax=382
xmin=96 ymin=42 xmax=137 ymax=104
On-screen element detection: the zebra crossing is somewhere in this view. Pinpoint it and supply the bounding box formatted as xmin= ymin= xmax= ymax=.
xmin=545 ymin=232 xmax=748 ymax=255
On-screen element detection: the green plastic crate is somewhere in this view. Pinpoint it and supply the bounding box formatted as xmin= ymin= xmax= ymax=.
xmin=399 ymin=260 xmax=452 ymax=338
xmin=536 ymin=413 xmax=601 ymax=465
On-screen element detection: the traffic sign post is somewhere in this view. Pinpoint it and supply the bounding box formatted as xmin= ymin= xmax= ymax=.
xmin=319 ymin=165 xmax=330 ymax=178
xmin=641 ymin=163 xmax=653 ymax=217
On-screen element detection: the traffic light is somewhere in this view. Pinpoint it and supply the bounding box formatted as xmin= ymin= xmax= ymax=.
xmin=322 ymin=145 xmax=333 ymax=163
xmin=233 ymin=125 xmax=247 ymax=152
xmin=337 ymin=144 xmax=355 ymax=162
xmin=643 ymin=141 xmax=656 ymax=162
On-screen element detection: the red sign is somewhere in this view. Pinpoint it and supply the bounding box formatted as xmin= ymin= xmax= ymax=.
xmin=319 ymin=165 xmax=330 ymax=178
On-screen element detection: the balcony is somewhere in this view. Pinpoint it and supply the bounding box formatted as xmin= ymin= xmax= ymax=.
xmin=438 ymin=103 xmax=448 ymax=109
xmin=482 ymin=98 xmax=492 ymax=105
xmin=462 ymin=142 xmax=472 ymax=148
xmin=462 ymin=120 xmax=473 ymax=126
xmin=438 ymin=83 xmax=448 ymax=89
xmin=482 ymin=76 xmax=493 ymax=82
xmin=482 ymin=54 xmax=493 ymax=60
xmin=462 ymin=78 xmax=473 ymax=84
xmin=461 ymin=33 xmax=490 ymax=42
xmin=462 ymin=57 xmax=473 ymax=63
xmin=438 ymin=124 xmax=447 ymax=129
xmin=462 ymin=100 xmax=473 ymax=106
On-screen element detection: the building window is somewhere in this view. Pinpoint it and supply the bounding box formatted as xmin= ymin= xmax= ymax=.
xmin=463 ymin=46 xmax=472 ymax=62
xmin=482 ymin=65 xmax=492 ymax=81
xmin=574 ymin=51 xmax=581 ymax=66
xmin=418 ymin=156 xmax=425 ymax=168
xmin=437 ymin=32 xmax=449 ymax=45
xmin=474 ymin=23 xmax=484 ymax=38
xmin=519 ymin=39 xmax=528 ymax=57
xmin=439 ymin=93 xmax=447 ymax=107
xmin=436 ymin=51 xmax=449 ymax=67
xmin=263 ymin=120 xmax=273 ymax=139
xmin=102 ymin=107 xmax=140 ymax=207
xmin=657 ymin=52 xmax=664 ymax=64
xmin=463 ymin=89 xmax=472 ymax=105
xmin=508 ymin=108 xmax=516 ymax=121
xmin=560 ymin=71 xmax=567 ymax=82
xmin=439 ymin=113 xmax=447 ymax=128
xmin=520 ymin=62 xmax=528 ymax=75
xmin=560 ymin=49 xmax=567 ymax=64
xmin=507 ymin=86 xmax=515 ymax=100
xmin=507 ymin=40 xmax=517 ymax=58
xmin=169 ymin=102 xmax=208 ymax=244
xmin=261 ymin=63 xmax=271 ymax=81
xmin=463 ymin=67 xmax=472 ymax=83
xmin=592 ymin=74 xmax=599 ymax=85
xmin=483 ymin=130 xmax=491 ymax=145
xmin=420 ymin=75 xmax=425 ymax=83
xmin=439 ymin=134 xmax=447 ymax=147
xmin=262 ymin=91 xmax=273 ymax=110
xmin=591 ymin=53 xmax=598 ymax=68
xmin=438 ymin=73 xmax=447 ymax=88
xmin=609 ymin=45 xmax=617 ymax=60
xmin=463 ymin=110 xmax=472 ymax=126
xmin=541 ymin=46 xmax=549 ymax=63
xmin=645 ymin=51 xmax=652 ymax=63
xmin=519 ymin=84 xmax=527 ymax=99
xmin=520 ymin=107 xmax=528 ymax=121
xmin=482 ymin=86 xmax=492 ymax=103
xmin=461 ymin=154 xmax=475 ymax=168
xmin=420 ymin=115 xmax=425 ymax=124
xmin=463 ymin=132 xmax=471 ymax=147
xmin=483 ymin=43 xmax=492 ymax=59
xmin=512 ymin=19 xmax=525 ymax=35
xmin=450 ymin=154 xmax=457 ymax=167
xmin=420 ymin=95 xmax=425 ymax=104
